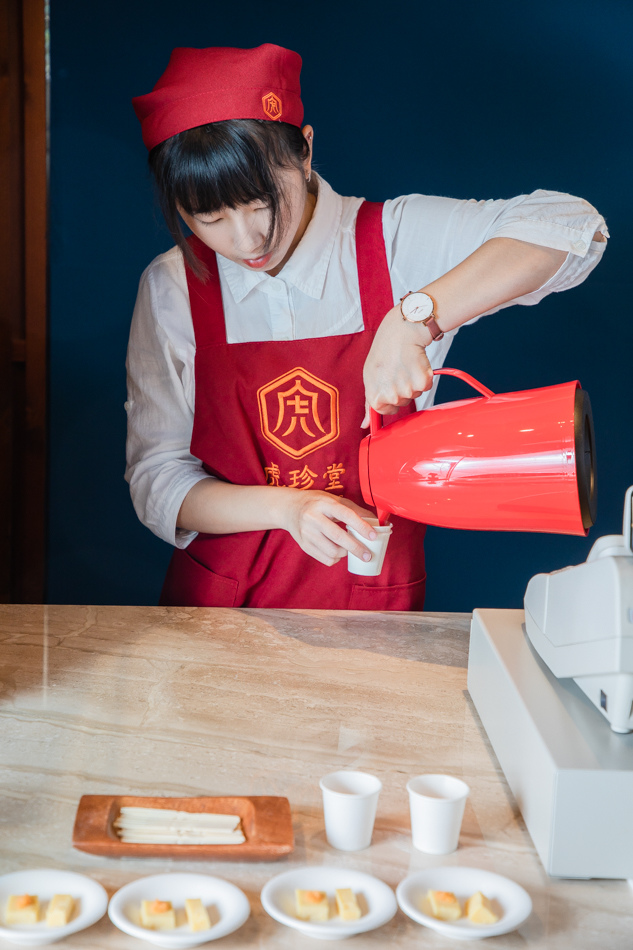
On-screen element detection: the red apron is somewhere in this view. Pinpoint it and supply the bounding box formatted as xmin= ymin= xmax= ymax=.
xmin=160 ymin=201 xmax=427 ymax=609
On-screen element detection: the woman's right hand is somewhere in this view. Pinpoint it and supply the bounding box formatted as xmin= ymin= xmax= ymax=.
xmin=281 ymin=489 xmax=378 ymax=567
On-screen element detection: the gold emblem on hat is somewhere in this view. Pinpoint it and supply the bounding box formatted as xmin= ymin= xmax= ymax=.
xmin=262 ymin=91 xmax=283 ymax=121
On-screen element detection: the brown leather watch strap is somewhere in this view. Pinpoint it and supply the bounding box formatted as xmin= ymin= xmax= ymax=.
xmin=423 ymin=314 xmax=444 ymax=342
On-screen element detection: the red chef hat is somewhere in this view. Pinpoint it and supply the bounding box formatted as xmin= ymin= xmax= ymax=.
xmin=132 ymin=44 xmax=304 ymax=151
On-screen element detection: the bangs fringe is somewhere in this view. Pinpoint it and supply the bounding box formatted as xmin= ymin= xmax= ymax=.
xmin=149 ymin=120 xmax=309 ymax=280
xmin=174 ymin=124 xmax=277 ymax=217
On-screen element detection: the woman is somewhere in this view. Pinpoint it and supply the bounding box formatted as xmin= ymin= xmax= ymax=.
xmin=127 ymin=43 xmax=607 ymax=609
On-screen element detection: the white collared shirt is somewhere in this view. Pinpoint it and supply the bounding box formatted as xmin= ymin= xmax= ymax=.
xmin=125 ymin=175 xmax=607 ymax=548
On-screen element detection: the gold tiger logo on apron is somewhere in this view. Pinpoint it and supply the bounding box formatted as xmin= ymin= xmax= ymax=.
xmin=257 ymin=367 xmax=340 ymax=458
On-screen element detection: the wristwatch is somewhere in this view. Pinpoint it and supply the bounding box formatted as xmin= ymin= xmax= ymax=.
xmin=400 ymin=291 xmax=444 ymax=342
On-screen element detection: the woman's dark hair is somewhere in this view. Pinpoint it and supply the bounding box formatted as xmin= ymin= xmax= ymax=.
xmin=148 ymin=119 xmax=310 ymax=278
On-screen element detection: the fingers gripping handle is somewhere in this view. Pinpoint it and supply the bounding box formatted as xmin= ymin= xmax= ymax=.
xmin=368 ymin=367 xmax=495 ymax=431
xmin=368 ymin=369 xmax=495 ymax=526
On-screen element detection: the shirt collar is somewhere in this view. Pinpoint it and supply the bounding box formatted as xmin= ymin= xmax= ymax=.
xmin=217 ymin=173 xmax=342 ymax=303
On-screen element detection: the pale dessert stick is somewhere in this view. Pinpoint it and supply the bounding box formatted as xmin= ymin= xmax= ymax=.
xmin=6 ymin=894 xmax=40 ymax=925
xmin=114 ymin=806 xmax=245 ymax=844
xmin=46 ymin=894 xmax=75 ymax=927
xmin=118 ymin=807 xmax=241 ymax=829
xmin=140 ymin=900 xmax=176 ymax=930
xmin=465 ymin=891 xmax=499 ymax=924
xmin=427 ymin=890 xmax=462 ymax=921
xmin=185 ymin=898 xmax=211 ymax=932
xmin=114 ymin=821 xmax=243 ymax=833
xmin=335 ymin=888 xmax=361 ymax=921
xmin=115 ymin=822 xmax=243 ymax=832
xmin=295 ymin=889 xmax=329 ymax=922
xmin=115 ymin=830 xmax=245 ymax=844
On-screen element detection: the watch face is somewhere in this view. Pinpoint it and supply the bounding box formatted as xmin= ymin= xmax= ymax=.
xmin=402 ymin=292 xmax=433 ymax=321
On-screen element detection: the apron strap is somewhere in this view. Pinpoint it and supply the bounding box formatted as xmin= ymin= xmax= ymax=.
xmin=356 ymin=200 xmax=415 ymax=427
xmin=355 ymin=201 xmax=394 ymax=332
xmin=185 ymin=235 xmax=227 ymax=346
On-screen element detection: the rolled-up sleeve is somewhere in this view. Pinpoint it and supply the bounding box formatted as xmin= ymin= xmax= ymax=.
xmin=471 ymin=188 xmax=608 ymax=304
xmin=125 ymin=259 xmax=209 ymax=548
xmin=384 ymin=188 xmax=608 ymax=307
xmin=481 ymin=189 xmax=607 ymax=257
xmin=383 ymin=188 xmax=608 ymax=411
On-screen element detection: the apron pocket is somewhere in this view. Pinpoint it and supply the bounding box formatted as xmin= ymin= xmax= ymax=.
xmin=160 ymin=549 xmax=239 ymax=608
xmin=348 ymin=574 xmax=426 ymax=612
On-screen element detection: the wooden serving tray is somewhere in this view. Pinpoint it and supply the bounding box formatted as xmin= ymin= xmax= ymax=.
xmin=72 ymin=795 xmax=294 ymax=860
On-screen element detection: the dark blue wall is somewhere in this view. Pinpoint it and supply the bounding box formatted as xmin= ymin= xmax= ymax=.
xmin=48 ymin=0 xmax=633 ymax=609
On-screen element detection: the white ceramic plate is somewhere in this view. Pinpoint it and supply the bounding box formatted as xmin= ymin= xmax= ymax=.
xmin=108 ymin=872 xmax=250 ymax=948
xmin=396 ymin=866 xmax=532 ymax=940
xmin=0 ymin=868 xmax=108 ymax=946
xmin=260 ymin=865 xmax=397 ymax=941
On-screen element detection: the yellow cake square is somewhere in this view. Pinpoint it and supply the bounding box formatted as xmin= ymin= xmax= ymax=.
xmin=465 ymin=891 xmax=499 ymax=924
xmin=185 ymin=898 xmax=211 ymax=932
xmin=46 ymin=894 xmax=75 ymax=927
xmin=335 ymin=888 xmax=361 ymax=921
xmin=427 ymin=889 xmax=462 ymax=921
xmin=6 ymin=894 xmax=40 ymax=925
xmin=140 ymin=899 xmax=176 ymax=930
xmin=295 ymin=889 xmax=329 ymax=922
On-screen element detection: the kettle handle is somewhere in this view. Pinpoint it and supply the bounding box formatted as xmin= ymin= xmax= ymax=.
xmin=432 ymin=367 xmax=495 ymax=397
xmin=369 ymin=367 xmax=494 ymax=436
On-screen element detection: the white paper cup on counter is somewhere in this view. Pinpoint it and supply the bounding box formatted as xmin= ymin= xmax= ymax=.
xmin=407 ymin=774 xmax=470 ymax=855
xmin=319 ymin=770 xmax=382 ymax=851
xmin=347 ymin=517 xmax=392 ymax=575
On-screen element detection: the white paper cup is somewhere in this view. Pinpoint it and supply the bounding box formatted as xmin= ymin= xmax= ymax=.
xmin=407 ymin=774 xmax=470 ymax=854
xmin=347 ymin=517 xmax=392 ymax=575
xmin=319 ymin=770 xmax=382 ymax=851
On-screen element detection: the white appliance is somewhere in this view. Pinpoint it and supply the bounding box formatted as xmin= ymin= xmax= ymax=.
xmin=524 ymin=485 xmax=633 ymax=733
xmin=467 ymin=486 xmax=633 ymax=879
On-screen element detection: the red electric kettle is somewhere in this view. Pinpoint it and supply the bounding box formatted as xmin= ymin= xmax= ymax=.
xmin=359 ymin=368 xmax=596 ymax=536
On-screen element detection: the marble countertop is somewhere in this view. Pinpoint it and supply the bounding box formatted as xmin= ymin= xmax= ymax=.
xmin=1 ymin=604 xmax=631 ymax=948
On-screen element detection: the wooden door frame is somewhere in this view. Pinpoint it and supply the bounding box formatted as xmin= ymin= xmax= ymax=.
xmin=0 ymin=0 xmax=48 ymax=603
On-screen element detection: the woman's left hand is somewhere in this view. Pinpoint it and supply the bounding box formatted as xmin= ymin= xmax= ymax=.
xmin=362 ymin=304 xmax=434 ymax=426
